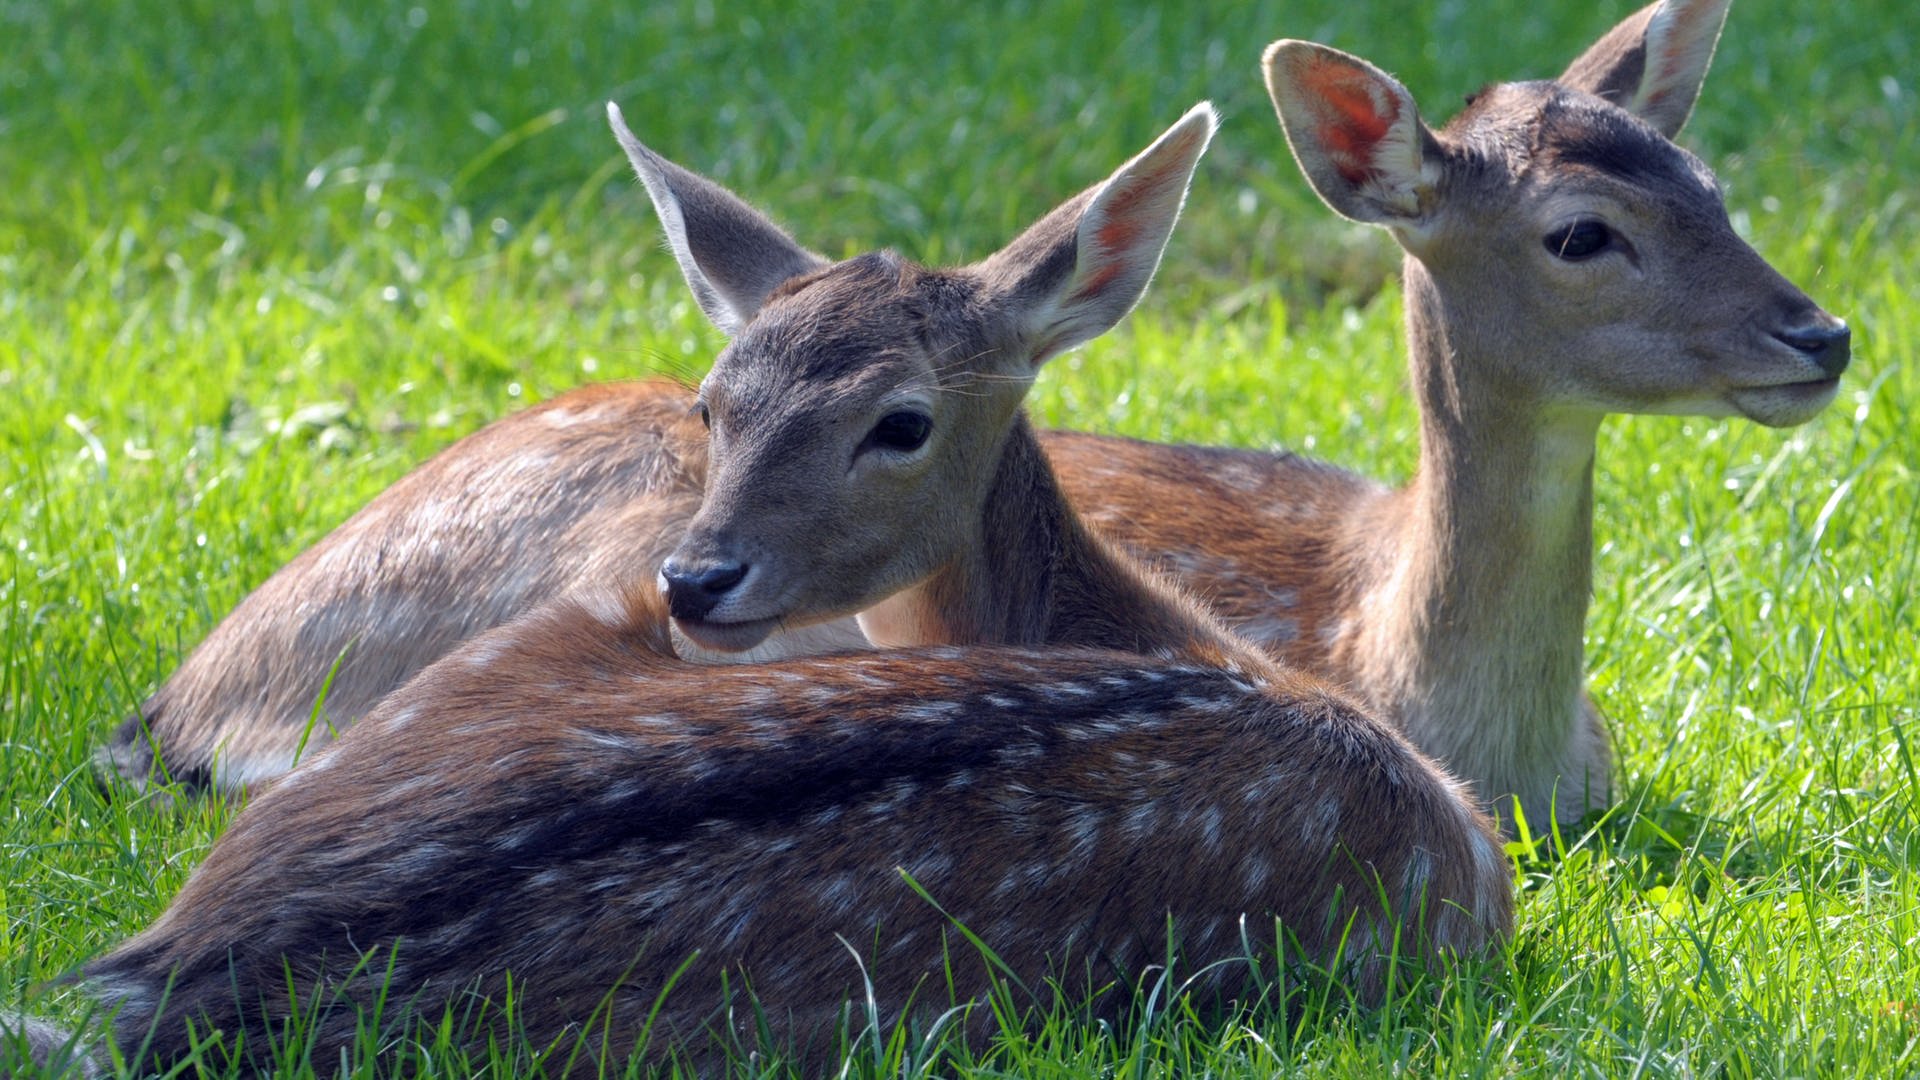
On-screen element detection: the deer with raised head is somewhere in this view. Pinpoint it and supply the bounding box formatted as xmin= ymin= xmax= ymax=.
xmin=1046 ymin=0 xmax=1848 ymax=830
xmin=29 ymin=106 xmax=1509 ymax=1075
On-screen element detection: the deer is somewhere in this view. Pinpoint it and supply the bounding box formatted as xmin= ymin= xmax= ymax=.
xmin=22 ymin=105 xmax=1510 ymax=1075
xmin=100 ymin=0 xmax=1847 ymax=836
xmin=48 ymin=586 xmax=1506 ymax=1074
xmin=1047 ymin=0 xmax=1849 ymax=831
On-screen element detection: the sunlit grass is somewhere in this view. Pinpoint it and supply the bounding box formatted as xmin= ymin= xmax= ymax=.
xmin=4 ymin=0 xmax=1917 ymax=1074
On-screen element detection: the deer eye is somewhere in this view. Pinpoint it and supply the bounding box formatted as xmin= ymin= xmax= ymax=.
xmin=862 ymin=410 xmax=932 ymax=454
xmin=1545 ymin=219 xmax=1612 ymax=261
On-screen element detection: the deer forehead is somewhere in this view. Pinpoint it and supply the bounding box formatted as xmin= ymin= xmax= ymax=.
xmin=703 ymin=256 xmax=998 ymax=425
xmin=1446 ymin=82 xmax=1721 ymax=215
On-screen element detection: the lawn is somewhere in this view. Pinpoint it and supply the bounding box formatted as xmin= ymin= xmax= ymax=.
xmin=3 ymin=0 xmax=1917 ymax=1074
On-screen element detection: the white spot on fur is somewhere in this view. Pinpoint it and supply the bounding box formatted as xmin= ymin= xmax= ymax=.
xmin=1067 ymin=808 xmax=1103 ymax=862
xmin=1400 ymin=847 xmax=1433 ymax=904
xmin=1176 ymin=694 xmax=1239 ymax=716
xmin=215 ymin=746 xmax=305 ymax=790
xmin=1124 ymin=801 xmax=1160 ymax=838
xmin=902 ymin=701 xmax=964 ymax=723
xmin=1302 ymin=795 xmax=1341 ymax=848
xmin=1239 ymin=615 xmax=1300 ymax=646
xmin=996 ymin=744 xmax=1044 ymax=766
xmin=1216 ymin=460 xmax=1266 ymax=492
xmin=866 ymin=780 xmax=920 ymax=816
xmin=993 ymin=867 xmax=1023 ymax=898
xmin=819 ymin=873 xmax=859 ymax=915
xmin=1241 ymin=773 xmax=1284 ymax=805
xmin=909 ymin=850 xmax=953 ymax=879
xmin=721 ymin=910 xmax=753 ymax=949
xmin=1243 ymin=854 xmax=1272 ymax=891
xmin=462 ymin=638 xmax=511 ymax=669
xmin=887 ymin=928 xmax=921 ymax=955
xmin=1198 ymin=805 xmax=1225 ymax=852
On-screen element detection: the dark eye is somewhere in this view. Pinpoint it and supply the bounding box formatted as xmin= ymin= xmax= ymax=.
xmin=695 ymin=403 xmax=711 ymax=430
xmin=1545 ymin=220 xmax=1611 ymax=260
xmin=863 ymin=411 xmax=931 ymax=454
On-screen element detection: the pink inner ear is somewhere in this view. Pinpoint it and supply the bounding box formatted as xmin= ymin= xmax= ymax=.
xmin=1302 ymin=59 xmax=1397 ymax=184
xmin=1067 ymin=262 xmax=1125 ymax=304
xmin=1070 ymin=180 xmax=1145 ymax=302
xmin=1095 ymin=184 xmax=1148 ymax=254
xmin=1091 ymin=123 xmax=1206 ymax=257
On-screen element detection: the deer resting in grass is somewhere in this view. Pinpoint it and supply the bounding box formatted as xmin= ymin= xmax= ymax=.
xmin=27 ymin=105 xmax=1509 ymax=1075
xmin=102 ymin=0 xmax=1847 ymax=835
xmin=1062 ymin=0 xmax=1848 ymax=829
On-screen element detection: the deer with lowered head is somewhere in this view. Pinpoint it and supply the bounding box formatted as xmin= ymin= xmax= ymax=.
xmin=22 ymin=104 xmax=1509 ymax=1075
xmin=101 ymin=0 xmax=1846 ymax=835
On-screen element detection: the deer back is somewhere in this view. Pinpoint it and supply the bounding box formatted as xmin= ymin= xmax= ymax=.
xmin=83 ymin=583 xmax=1509 ymax=1071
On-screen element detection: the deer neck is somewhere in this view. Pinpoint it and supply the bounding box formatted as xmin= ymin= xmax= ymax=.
xmin=1350 ymin=259 xmax=1602 ymax=807
xmin=859 ymin=413 xmax=1264 ymax=667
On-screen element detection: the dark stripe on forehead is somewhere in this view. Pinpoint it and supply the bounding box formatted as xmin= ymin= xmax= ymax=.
xmin=1534 ymin=93 xmax=1706 ymax=191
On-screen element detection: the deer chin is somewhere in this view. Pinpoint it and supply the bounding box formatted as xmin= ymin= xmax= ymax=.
xmin=1725 ymin=376 xmax=1841 ymax=428
xmin=670 ymin=614 xmax=782 ymax=653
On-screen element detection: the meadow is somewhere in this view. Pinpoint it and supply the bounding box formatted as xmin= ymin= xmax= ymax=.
xmin=3 ymin=0 xmax=1917 ymax=1074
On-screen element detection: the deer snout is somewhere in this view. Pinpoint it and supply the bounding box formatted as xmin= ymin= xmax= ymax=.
xmin=1772 ymin=316 xmax=1851 ymax=379
xmin=658 ymin=558 xmax=750 ymax=621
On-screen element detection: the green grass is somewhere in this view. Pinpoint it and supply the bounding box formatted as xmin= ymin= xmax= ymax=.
xmin=3 ymin=0 xmax=1916 ymax=1074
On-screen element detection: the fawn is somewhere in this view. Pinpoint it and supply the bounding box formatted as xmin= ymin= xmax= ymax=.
xmin=42 ymin=107 xmax=1508 ymax=1073
xmin=1048 ymin=0 xmax=1848 ymax=829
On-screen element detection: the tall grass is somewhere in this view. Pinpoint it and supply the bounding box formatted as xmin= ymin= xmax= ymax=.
xmin=3 ymin=0 xmax=1916 ymax=1074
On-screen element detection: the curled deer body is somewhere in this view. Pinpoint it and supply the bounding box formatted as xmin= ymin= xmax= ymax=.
xmin=39 ymin=106 xmax=1507 ymax=1074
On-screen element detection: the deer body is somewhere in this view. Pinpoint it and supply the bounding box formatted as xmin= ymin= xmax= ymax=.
xmin=1043 ymin=409 xmax=1612 ymax=829
xmin=54 ymin=107 xmax=1509 ymax=1072
xmin=81 ymin=586 xmax=1506 ymax=1071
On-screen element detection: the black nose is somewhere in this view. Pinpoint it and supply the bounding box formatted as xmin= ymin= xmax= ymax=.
xmin=1774 ymin=319 xmax=1851 ymax=378
xmin=658 ymin=560 xmax=749 ymax=621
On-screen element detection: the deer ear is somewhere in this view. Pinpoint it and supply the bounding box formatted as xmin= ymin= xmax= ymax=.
xmin=1558 ymin=0 xmax=1731 ymax=138
xmin=1263 ymin=41 xmax=1438 ymax=228
xmin=608 ymin=103 xmax=829 ymax=336
xmin=978 ymin=103 xmax=1217 ymax=368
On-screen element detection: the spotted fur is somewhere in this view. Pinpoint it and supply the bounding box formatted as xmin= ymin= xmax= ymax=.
xmin=82 ymin=585 xmax=1508 ymax=1071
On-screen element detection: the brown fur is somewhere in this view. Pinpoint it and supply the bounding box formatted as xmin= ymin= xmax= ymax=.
xmin=1250 ymin=0 xmax=1845 ymax=828
xmin=99 ymin=381 xmax=709 ymax=792
xmin=105 ymin=4 xmax=1843 ymax=832
xmin=83 ymin=585 xmax=1508 ymax=1072
xmin=61 ymin=104 xmax=1509 ymax=1073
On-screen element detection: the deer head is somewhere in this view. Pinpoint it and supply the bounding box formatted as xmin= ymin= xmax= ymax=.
xmin=1263 ymin=0 xmax=1848 ymax=431
xmin=609 ymin=102 xmax=1216 ymax=652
